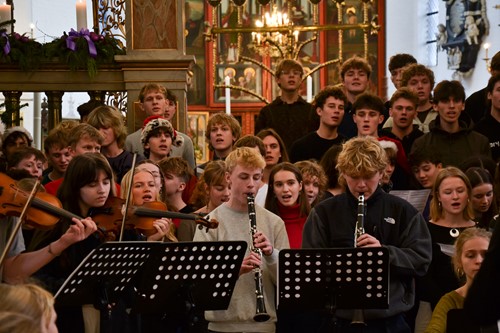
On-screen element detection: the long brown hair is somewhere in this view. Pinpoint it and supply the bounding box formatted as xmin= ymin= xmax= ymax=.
xmin=58 ymin=153 xmax=116 ymax=216
xmin=256 ymin=128 xmax=290 ymax=163
xmin=265 ymin=162 xmax=310 ymax=217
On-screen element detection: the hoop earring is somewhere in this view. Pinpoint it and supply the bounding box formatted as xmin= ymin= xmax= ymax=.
xmin=457 ymin=268 xmax=464 ymax=278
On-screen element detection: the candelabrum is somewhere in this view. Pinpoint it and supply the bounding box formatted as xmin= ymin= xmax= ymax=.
xmin=204 ymin=0 xmax=380 ymax=103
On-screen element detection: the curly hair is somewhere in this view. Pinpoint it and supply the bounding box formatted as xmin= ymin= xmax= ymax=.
xmin=336 ymin=137 xmax=387 ymax=187
xmin=312 ymin=86 xmax=348 ymax=110
xmin=400 ymin=63 xmax=435 ymax=89
xmin=294 ymin=160 xmax=327 ymax=207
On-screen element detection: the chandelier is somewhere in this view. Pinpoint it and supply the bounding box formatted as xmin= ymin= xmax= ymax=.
xmin=249 ymin=4 xmax=305 ymax=59
xmin=204 ymin=0 xmax=380 ymax=103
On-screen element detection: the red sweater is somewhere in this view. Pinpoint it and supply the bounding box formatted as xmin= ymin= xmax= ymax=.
xmin=277 ymin=202 xmax=307 ymax=249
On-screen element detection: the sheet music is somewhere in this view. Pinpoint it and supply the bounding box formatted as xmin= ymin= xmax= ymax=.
xmin=390 ymin=189 xmax=431 ymax=213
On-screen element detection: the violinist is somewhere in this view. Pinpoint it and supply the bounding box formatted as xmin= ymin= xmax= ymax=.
xmin=0 ymin=179 xmax=97 ymax=284
xmin=120 ymin=167 xmax=175 ymax=242
xmin=29 ymin=153 xmax=120 ymax=333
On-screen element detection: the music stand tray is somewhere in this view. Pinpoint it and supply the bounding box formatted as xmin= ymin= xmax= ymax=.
xmin=133 ymin=241 xmax=247 ymax=315
xmin=278 ymin=247 xmax=389 ymax=311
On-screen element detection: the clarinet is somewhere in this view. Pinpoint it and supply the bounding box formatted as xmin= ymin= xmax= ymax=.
xmin=351 ymin=192 xmax=366 ymax=328
xmin=354 ymin=193 xmax=365 ymax=246
xmin=247 ymin=194 xmax=271 ymax=322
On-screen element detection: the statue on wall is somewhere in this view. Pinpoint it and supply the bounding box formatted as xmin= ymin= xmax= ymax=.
xmin=438 ymin=0 xmax=489 ymax=78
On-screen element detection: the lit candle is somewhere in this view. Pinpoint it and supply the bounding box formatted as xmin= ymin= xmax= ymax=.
xmin=0 ymin=3 xmax=12 ymax=33
xmin=306 ymin=76 xmax=313 ymax=102
xmin=225 ymin=76 xmax=231 ymax=115
xmin=76 ymin=0 xmax=87 ymax=30
xmin=483 ymin=42 xmax=490 ymax=59
xmin=30 ymin=23 xmax=35 ymax=38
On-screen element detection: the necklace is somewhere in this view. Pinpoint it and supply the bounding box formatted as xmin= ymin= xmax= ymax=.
xmin=449 ymin=228 xmax=460 ymax=238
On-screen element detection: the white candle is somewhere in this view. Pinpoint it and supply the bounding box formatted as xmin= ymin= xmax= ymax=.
xmin=483 ymin=42 xmax=490 ymax=59
xmin=225 ymin=76 xmax=231 ymax=115
xmin=0 ymin=4 xmax=12 ymax=33
xmin=306 ymin=76 xmax=313 ymax=102
xmin=76 ymin=0 xmax=87 ymax=30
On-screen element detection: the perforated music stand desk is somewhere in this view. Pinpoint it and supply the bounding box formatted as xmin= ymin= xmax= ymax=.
xmin=278 ymin=247 xmax=389 ymax=312
xmin=55 ymin=241 xmax=155 ymax=306
xmin=133 ymin=241 xmax=247 ymax=315
xmin=55 ymin=240 xmax=247 ymax=316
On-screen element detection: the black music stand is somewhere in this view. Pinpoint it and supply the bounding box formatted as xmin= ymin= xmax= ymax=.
xmin=55 ymin=241 xmax=155 ymax=308
xmin=55 ymin=241 xmax=247 ymax=332
xmin=278 ymin=247 xmax=389 ymax=332
xmin=133 ymin=241 xmax=246 ymax=313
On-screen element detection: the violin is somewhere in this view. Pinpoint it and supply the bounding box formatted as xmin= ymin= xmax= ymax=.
xmin=0 ymin=173 xmax=82 ymax=229
xmin=88 ymin=197 xmax=218 ymax=238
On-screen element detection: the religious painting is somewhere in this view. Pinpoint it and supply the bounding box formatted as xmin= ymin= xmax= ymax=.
xmin=187 ymin=111 xmax=209 ymax=164
xmin=214 ymin=64 xmax=263 ymax=103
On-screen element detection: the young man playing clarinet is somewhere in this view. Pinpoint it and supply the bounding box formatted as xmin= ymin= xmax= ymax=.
xmin=193 ymin=147 xmax=289 ymax=333
xmin=302 ymin=136 xmax=431 ymax=333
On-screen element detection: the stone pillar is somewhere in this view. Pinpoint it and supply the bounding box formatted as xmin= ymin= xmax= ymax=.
xmin=45 ymin=91 xmax=64 ymax=130
xmin=116 ymin=0 xmax=195 ymax=133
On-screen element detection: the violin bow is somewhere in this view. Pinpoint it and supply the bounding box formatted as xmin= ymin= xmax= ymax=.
xmin=132 ymin=207 xmax=219 ymax=232
xmin=118 ymin=153 xmax=137 ymax=242
xmin=0 ymin=180 xmax=41 ymax=267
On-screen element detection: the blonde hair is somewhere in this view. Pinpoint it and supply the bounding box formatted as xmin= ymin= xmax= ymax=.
xmin=452 ymin=228 xmax=491 ymax=281
xmin=0 ymin=312 xmax=40 ymax=333
xmin=336 ymin=137 xmax=387 ymax=186
xmin=0 ymin=283 xmax=54 ymax=332
xmin=120 ymin=168 xmax=161 ymax=202
xmin=430 ymin=167 xmax=475 ymax=221
xmin=225 ymin=147 xmax=266 ymax=173
xmin=86 ymin=105 xmax=127 ymax=148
